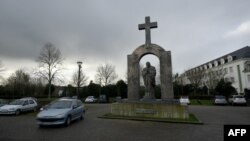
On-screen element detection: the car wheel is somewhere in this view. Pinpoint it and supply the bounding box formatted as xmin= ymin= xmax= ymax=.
xmin=65 ymin=116 xmax=71 ymax=126
xmin=232 ymin=103 xmax=235 ymax=106
xmin=33 ymin=108 xmax=37 ymax=112
xmin=38 ymin=125 xmax=44 ymax=128
xmin=15 ymin=109 xmax=21 ymax=115
xmin=80 ymin=112 xmax=85 ymax=120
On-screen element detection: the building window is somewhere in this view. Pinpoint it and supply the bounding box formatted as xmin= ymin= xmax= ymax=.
xmin=204 ymin=65 xmax=207 ymax=69
xmin=224 ymin=68 xmax=228 ymax=74
xmin=220 ymin=58 xmax=225 ymax=64
xmin=228 ymin=55 xmax=233 ymax=62
xmin=229 ymin=67 xmax=233 ymax=73
xmin=243 ymin=61 xmax=250 ymax=72
xmin=225 ymin=77 xmax=234 ymax=83
xmin=230 ymin=77 xmax=235 ymax=83
xmin=214 ymin=61 xmax=218 ymax=67
xmin=209 ymin=63 xmax=213 ymax=68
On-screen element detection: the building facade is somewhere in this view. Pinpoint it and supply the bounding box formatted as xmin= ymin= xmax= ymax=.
xmin=178 ymin=46 xmax=250 ymax=94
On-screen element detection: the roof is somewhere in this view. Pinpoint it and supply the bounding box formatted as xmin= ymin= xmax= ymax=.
xmin=189 ymin=46 xmax=250 ymax=71
xmin=222 ymin=46 xmax=250 ymax=59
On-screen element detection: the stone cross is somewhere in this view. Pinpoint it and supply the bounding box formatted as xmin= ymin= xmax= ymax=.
xmin=138 ymin=16 xmax=158 ymax=48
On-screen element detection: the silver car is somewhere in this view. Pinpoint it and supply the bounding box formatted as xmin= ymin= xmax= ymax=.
xmin=214 ymin=95 xmax=228 ymax=105
xmin=85 ymin=96 xmax=97 ymax=103
xmin=179 ymin=96 xmax=190 ymax=105
xmin=0 ymin=98 xmax=37 ymax=115
xmin=37 ymin=98 xmax=85 ymax=126
xmin=228 ymin=95 xmax=247 ymax=106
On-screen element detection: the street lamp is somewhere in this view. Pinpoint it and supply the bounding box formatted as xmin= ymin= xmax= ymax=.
xmin=77 ymin=61 xmax=82 ymax=98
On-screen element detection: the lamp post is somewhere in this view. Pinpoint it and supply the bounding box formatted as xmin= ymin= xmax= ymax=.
xmin=77 ymin=61 xmax=82 ymax=98
xmin=99 ymin=77 xmax=101 ymax=96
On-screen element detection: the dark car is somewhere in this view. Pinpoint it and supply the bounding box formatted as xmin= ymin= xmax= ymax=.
xmin=99 ymin=95 xmax=107 ymax=103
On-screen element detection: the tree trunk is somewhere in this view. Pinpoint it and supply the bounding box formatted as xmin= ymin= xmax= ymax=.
xmin=48 ymin=80 xmax=51 ymax=99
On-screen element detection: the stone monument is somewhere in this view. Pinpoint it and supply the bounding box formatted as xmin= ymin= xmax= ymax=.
xmin=141 ymin=62 xmax=156 ymax=100
xmin=127 ymin=16 xmax=174 ymax=101
xmin=111 ymin=16 xmax=189 ymax=120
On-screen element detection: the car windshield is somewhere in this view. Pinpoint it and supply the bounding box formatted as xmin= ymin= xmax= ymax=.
xmin=48 ymin=100 xmax=72 ymax=109
xmin=87 ymin=96 xmax=94 ymax=99
xmin=10 ymin=100 xmax=25 ymax=105
xmin=234 ymin=95 xmax=244 ymax=98
xmin=215 ymin=96 xmax=225 ymax=99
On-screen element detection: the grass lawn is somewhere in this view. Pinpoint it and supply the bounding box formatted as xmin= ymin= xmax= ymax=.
xmin=190 ymin=99 xmax=213 ymax=105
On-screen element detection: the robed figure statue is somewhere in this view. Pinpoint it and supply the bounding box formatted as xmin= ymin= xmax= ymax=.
xmin=141 ymin=62 xmax=156 ymax=100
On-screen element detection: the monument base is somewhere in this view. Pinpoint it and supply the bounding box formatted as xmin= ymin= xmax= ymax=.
xmin=111 ymin=100 xmax=189 ymax=119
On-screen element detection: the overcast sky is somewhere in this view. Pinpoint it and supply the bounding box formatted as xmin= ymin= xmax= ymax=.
xmin=0 ymin=0 xmax=250 ymax=85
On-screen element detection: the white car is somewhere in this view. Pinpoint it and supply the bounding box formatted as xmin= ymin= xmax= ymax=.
xmin=214 ymin=95 xmax=228 ymax=105
xmin=228 ymin=95 xmax=247 ymax=106
xmin=179 ymin=96 xmax=190 ymax=105
xmin=85 ymin=96 xmax=97 ymax=103
xmin=0 ymin=98 xmax=38 ymax=115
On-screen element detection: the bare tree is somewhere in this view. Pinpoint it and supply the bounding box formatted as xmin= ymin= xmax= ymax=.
xmin=0 ymin=61 xmax=5 ymax=79
xmin=186 ymin=69 xmax=205 ymax=93
xmin=95 ymin=63 xmax=118 ymax=86
xmin=72 ymin=70 xmax=88 ymax=87
xmin=36 ymin=43 xmax=63 ymax=98
xmin=7 ymin=69 xmax=31 ymax=97
xmin=205 ymin=66 xmax=226 ymax=95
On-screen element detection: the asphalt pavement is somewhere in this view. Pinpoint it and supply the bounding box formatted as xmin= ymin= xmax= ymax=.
xmin=0 ymin=104 xmax=249 ymax=141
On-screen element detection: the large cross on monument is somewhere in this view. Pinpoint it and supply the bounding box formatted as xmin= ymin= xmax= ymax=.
xmin=138 ymin=16 xmax=158 ymax=48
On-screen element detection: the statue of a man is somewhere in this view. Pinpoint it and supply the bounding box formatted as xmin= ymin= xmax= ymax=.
xmin=142 ymin=62 xmax=156 ymax=100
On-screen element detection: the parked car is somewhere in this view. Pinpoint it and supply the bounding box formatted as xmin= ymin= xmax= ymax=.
xmin=214 ymin=95 xmax=228 ymax=105
xmin=21 ymin=97 xmax=38 ymax=102
xmin=0 ymin=97 xmax=37 ymax=115
xmin=228 ymin=95 xmax=247 ymax=106
xmin=85 ymin=96 xmax=97 ymax=103
xmin=99 ymin=95 xmax=107 ymax=103
xmin=0 ymin=99 xmax=8 ymax=107
xmin=179 ymin=96 xmax=190 ymax=105
xmin=115 ymin=96 xmax=122 ymax=102
xmin=37 ymin=98 xmax=85 ymax=126
xmin=72 ymin=96 xmax=78 ymax=99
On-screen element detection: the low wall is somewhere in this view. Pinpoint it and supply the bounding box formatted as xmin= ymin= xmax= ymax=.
xmin=111 ymin=102 xmax=189 ymax=119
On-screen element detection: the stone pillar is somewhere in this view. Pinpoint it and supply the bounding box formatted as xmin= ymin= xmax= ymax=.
xmin=127 ymin=54 xmax=140 ymax=100
xmin=160 ymin=51 xmax=174 ymax=99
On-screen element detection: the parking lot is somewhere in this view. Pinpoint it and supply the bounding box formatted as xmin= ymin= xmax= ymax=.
xmin=0 ymin=104 xmax=249 ymax=141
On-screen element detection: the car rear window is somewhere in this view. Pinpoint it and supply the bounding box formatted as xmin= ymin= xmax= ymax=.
xmin=234 ymin=95 xmax=244 ymax=98
xmin=215 ymin=96 xmax=225 ymax=99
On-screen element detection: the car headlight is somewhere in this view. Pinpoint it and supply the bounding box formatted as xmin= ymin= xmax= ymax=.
xmin=8 ymin=108 xmax=16 ymax=111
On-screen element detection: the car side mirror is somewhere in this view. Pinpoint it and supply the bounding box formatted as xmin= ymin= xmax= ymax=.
xmin=40 ymin=105 xmax=48 ymax=111
xmin=73 ymin=105 xmax=77 ymax=109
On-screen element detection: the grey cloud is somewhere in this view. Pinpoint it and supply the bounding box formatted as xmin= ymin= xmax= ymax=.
xmin=0 ymin=0 xmax=250 ymax=81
